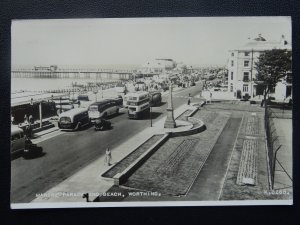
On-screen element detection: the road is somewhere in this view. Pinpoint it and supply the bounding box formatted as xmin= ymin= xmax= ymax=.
xmin=11 ymin=84 xmax=202 ymax=203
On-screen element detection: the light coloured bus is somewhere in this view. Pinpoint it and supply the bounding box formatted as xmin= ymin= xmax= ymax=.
xmin=88 ymin=99 xmax=119 ymax=123
xmin=126 ymin=91 xmax=150 ymax=119
xmin=58 ymin=108 xmax=89 ymax=131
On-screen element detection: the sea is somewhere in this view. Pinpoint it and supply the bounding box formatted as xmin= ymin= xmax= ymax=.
xmin=11 ymin=77 xmax=100 ymax=93
xmin=11 ymin=64 xmax=139 ymax=93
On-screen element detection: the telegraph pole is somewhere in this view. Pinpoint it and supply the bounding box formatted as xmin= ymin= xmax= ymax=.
xmin=250 ymin=48 xmax=254 ymax=97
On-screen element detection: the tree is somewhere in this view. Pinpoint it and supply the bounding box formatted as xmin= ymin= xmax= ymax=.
xmin=255 ymin=49 xmax=292 ymax=105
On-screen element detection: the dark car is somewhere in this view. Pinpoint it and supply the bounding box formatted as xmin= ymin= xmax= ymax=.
xmin=78 ymin=95 xmax=89 ymax=101
xmin=23 ymin=138 xmax=43 ymax=159
xmin=94 ymin=119 xmax=112 ymax=131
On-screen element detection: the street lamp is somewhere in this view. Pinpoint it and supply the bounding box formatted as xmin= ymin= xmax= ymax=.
xmin=30 ymin=97 xmax=33 ymax=110
xmin=150 ymin=95 xmax=153 ymax=127
xmin=60 ymin=97 xmax=62 ymax=114
xmin=94 ymin=89 xmax=98 ymax=102
xmin=164 ymin=80 xmax=176 ymax=128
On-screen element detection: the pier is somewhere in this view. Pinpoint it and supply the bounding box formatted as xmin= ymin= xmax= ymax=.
xmin=11 ymin=66 xmax=135 ymax=80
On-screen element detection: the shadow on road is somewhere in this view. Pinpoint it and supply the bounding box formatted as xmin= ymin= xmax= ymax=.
xmin=23 ymin=151 xmax=46 ymax=160
xmin=11 ymin=151 xmax=23 ymax=161
xmin=138 ymin=111 xmax=163 ymax=120
xmin=106 ymin=111 xmax=126 ymax=119
xmin=152 ymin=101 xmax=166 ymax=107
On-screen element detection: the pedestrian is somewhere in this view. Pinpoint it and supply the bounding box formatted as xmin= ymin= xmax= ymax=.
xmin=105 ymin=147 xmax=112 ymax=166
xmin=210 ymin=92 xmax=213 ymax=104
xmin=29 ymin=114 xmax=34 ymax=124
xmin=25 ymin=124 xmax=32 ymax=139
xmin=11 ymin=114 xmax=15 ymax=125
xmin=187 ymin=93 xmax=191 ymax=105
xmin=24 ymin=114 xmax=28 ymax=124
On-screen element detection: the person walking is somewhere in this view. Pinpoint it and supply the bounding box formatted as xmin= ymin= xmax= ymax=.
xmin=24 ymin=114 xmax=28 ymax=124
xmin=11 ymin=114 xmax=15 ymax=125
xmin=29 ymin=114 xmax=34 ymax=124
xmin=187 ymin=93 xmax=191 ymax=105
xmin=105 ymin=147 xmax=112 ymax=166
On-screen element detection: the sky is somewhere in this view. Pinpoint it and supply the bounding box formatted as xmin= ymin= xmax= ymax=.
xmin=11 ymin=17 xmax=291 ymax=67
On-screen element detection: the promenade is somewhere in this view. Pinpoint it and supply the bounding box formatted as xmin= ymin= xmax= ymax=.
xmin=11 ymin=94 xmax=292 ymax=207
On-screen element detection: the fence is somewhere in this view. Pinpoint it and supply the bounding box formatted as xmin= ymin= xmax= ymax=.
xmin=264 ymin=105 xmax=282 ymax=189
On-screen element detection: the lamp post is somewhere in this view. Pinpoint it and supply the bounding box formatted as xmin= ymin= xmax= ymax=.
xmin=30 ymin=98 xmax=34 ymax=116
xmin=164 ymin=81 xmax=176 ymax=128
xmin=39 ymin=101 xmax=42 ymax=128
xmin=250 ymin=48 xmax=254 ymax=98
xmin=94 ymin=89 xmax=98 ymax=102
xmin=60 ymin=97 xmax=62 ymax=114
xmin=150 ymin=95 xmax=153 ymax=127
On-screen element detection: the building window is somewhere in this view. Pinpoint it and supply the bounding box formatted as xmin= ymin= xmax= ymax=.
xmin=231 ymin=72 xmax=233 ymax=80
xmin=245 ymin=52 xmax=250 ymax=56
xmin=230 ymin=84 xmax=233 ymax=92
xmin=231 ymin=60 xmax=234 ymax=67
xmin=243 ymin=84 xmax=248 ymax=92
xmin=231 ymin=52 xmax=234 ymax=56
xmin=244 ymin=60 xmax=249 ymax=67
xmin=243 ymin=72 xmax=249 ymax=82
xmin=286 ymin=72 xmax=292 ymax=83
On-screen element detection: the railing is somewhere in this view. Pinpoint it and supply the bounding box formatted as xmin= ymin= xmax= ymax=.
xmin=265 ymin=105 xmax=282 ymax=189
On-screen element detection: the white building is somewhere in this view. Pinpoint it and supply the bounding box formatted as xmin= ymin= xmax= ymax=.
xmin=138 ymin=58 xmax=177 ymax=74
xmin=227 ymin=34 xmax=292 ymax=100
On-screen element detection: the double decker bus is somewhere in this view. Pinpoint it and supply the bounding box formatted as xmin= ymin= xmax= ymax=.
xmin=126 ymin=92 xmax=150 ymax=119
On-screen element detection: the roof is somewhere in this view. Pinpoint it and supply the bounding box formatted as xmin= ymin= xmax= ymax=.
xmin=59 ymin=108 xmax=87 ymax=117
xmin=233 ymin=35 xmax=292 ymax=52
xmin=90 ymin=99 xmax=112 ymax=105
xmin=235 ymin=41 xmax=291 ymax=52
xmin=149 ymin=91 xmax=161 ymax=95
xmin=126 ymin=91 xmax=149 ymax=96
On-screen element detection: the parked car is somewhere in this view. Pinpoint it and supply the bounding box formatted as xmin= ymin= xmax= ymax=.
xmin=94 ymin=119 xmax=112 ymax=131
xmin=78 ymin=94 xmax=89 ymax=101
xmin=23 ymin=138 xmax=43 ymax=159
xmin=11 ymin=126 xmax=26 ymax=155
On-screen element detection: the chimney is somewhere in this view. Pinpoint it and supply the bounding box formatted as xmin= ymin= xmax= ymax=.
xmin=280 ymin=35 xmax=288 ymax=45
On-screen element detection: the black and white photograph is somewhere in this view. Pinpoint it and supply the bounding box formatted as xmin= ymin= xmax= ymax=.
xmin=10 ymin=17 xmax=293 ymax=208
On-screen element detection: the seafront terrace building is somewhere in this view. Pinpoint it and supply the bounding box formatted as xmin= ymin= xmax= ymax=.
xmin=227 ymin=34 xmax=292 ymax=100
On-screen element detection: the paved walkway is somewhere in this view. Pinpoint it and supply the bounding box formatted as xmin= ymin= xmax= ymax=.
xmin=18 ymin=100 xmax=291 ymax=204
